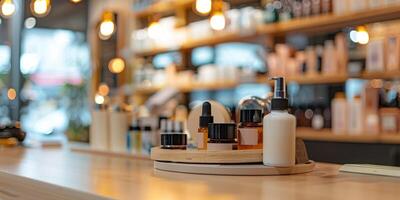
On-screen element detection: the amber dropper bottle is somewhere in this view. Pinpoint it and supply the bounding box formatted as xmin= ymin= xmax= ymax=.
xmin=196 ymin=102 xmax=214 ymax=150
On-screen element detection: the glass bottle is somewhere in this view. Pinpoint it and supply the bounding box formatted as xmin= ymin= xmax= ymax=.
xmin=238 ymin=109 xmax=263 ymax=150
xmin=196 ymin=102 xmax=213 ymax=150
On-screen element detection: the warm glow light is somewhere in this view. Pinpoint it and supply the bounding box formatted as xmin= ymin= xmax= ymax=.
xmin=98 ymin=83 xmax=110 ymax=96
xmin=357 ymin=30 xmax=369 ymax=45
xmin=1 ymin=0 xmax=16 ymax=17
xmin=147 ymin=21 xmax=161 ymax=39
xmin=31 ymin=0 xmax=51 ymax=17
xmin=99 ymin=11 xmax=115 ymax=39
xmin=350 ymin=26 xmax=369 ymax=45
xmin=94 ymin=94 xmax=105 ymax=105
xmin=70 ymin=0 xmax=82 ymax=3
xmin=195 ymin=0 xmax=212 ymax=15
xmin=7 ymin=88 xmax=16 ymax=100
xmin=210 ymin=12 xmax=225 ymax=31
xmin=108 ymin=58 xmax=125 ymax=73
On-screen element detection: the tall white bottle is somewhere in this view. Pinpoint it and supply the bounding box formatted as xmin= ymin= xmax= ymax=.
xmin=263 ymin=77 xmax=296 ymax=167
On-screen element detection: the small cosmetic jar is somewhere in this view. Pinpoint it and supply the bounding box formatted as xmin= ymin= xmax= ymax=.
xmin=160 ymin=134 xmax=187 ymax=150
xmin=207 ymin=123 xmax=237 ymax=150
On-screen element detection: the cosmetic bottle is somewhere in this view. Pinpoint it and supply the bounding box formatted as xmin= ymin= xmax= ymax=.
xmin=331 ymin=92 xmax=348 ymax=134
xmin=208 ymin=123 xmax=237 ymax=150
xmin=263 ymin=77 xmax=296 ymax=167
xmin=196 ymin=102 xmax=214 ymax=150
xmin=130 ymin=122 xmax=142 ymax=154
xmin=141 ymin=126 xmax=153 ymax=154
xmin=348 ymin=96 xmax=363 ymax=135
xmin=238 ymin=109 xmax=263 ymax=150
xmin=160 ymin=120 xmax=187 ymax=150
xmin=311 ymin=107 xmax=324 ymax=130
xmin=264 ymin=0 xmax=280 ymax=23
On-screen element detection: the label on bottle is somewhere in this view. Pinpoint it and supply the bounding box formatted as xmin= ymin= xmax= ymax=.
xmin=239 ymin=128 xmax=258 ymax=145
xmin=195 ymin=132 xmax=204 ymax=149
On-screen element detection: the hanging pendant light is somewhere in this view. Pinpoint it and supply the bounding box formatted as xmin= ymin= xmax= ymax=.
xmin=31 ymin=0 xmax=51 ymax=17
xmin=99 ymin=11 xmax=115 ymax=40
xmin=0 ymin=0 xmax=16 ymax=18
xmin=194 ymin=0 xmax=212 ymax=15
xmin=209 ymin=0 xmax=226 ymax=31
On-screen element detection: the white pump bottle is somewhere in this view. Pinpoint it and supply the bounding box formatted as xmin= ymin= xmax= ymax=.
xmin=263 ymin=77 xmax=296 ymax=167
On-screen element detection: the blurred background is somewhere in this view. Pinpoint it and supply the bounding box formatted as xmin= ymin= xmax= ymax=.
xmin=1 ymin=0 xmax=400 ymax=165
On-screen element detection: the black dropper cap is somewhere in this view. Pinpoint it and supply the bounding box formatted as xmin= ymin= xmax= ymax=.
xmin=271 ymin=77 xmax=289 ymax=110
xmin=240 ymin=109 xmax=262 ymax=123
xmin=199 ymin=101 xmax=214 ymax=128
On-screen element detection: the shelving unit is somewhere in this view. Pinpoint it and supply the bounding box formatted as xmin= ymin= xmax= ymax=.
xmin=134 ymin=5 xmax=400 ymax=57
xmin=134 ymin=72 xmax=400 ymax=94
xmin=296 ymin=128 xmax=400 ymax=144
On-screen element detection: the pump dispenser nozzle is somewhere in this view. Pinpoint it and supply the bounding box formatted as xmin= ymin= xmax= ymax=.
xmin=271 ymin=77 xmax=286 ymax=98
xmin=270 ymin=77 xmax=288 ymax=111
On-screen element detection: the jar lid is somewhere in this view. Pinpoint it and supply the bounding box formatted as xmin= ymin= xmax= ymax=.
xmin=208 ymin=123 xmax=236 ymax=143
xmin=240 ymin=109 xmax=262 ymax=123
xmin=161 ymin=134 xmax=187 ymax=147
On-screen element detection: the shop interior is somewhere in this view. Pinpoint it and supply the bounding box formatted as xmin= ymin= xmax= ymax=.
xmin=0 ymin=0 xmax=400 ymax=199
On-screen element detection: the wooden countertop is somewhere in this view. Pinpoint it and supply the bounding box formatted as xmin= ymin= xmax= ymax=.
xmin=0 ymin=147 xmax=399 ymax=200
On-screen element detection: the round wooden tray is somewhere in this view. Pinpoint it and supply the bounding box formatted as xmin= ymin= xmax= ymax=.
xmin=151 ymin=147 xmax=262 ymax=164
xmin=154 ymin=161 xmax=315 ymax=176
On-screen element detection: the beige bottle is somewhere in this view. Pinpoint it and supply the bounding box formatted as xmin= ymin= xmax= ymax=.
xmin=263 ymin=77 xmax=296 ymax=167
xmin=331 ymin=92 xmax=348 ymax=134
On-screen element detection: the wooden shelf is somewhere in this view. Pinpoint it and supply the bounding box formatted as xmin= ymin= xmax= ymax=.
xmin=257 ymin=5 xmax=400 ymax=36
xmin=134 ymin=0 xmax=194 ymax=19
xmin=134 ymin=74 xmax=349 ymax=94
xmin=135 ymin=32 xmax=258 ymax=57
xmin=297 ymin=128 xmax=400 ymax=144
xmin=134 ymin=5 xmax=400 ymax=57
xmin=359 ymin=71 xmax=400 ymax=80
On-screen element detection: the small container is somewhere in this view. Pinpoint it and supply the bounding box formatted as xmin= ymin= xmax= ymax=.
xmin=130 ymin=124 xmax=142 ymax=154
xmin=238 ymin=109 xmax=263 ymax=150
xmin=207 ymin=123 xmax=237 ymax=150
xmin=160 ymin=120 xmax=187 ymax=150
xmin=196 ymin=102 xmax=214 ymax=150
xmin=380 ymin=108 xmax=399 ymax=133
xmin=141 ymin=126 xmax=153 ymax=155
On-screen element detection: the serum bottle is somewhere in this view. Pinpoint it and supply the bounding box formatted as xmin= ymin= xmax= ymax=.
xmin=196 ymin=102 xmax=214 ymax=150
xmin=263 ymin=77 xmax=296 ymax=167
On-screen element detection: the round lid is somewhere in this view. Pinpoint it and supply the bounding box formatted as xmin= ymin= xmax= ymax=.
xmin=240 ymin=109 xmax=262 ymax=123
xmin=208 ymin=123 xmax=236 ymax=143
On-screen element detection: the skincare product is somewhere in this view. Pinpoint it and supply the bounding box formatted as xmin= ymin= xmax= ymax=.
xmin=331 ymin=92 xmax=348 ymax=134
xmin=322 ymin=40 xmax=337 ymax=74
xmin=208 ymin=123 xmax=237 ymax=150
xmin=380 ymin=108 xmax=399 ymax=133
xmin=238 ymin=109 xmax=263 ymax=150
xmin=141 ymin=126 xmax=153 ymax=154
xmin=311 ymin=108 xmax=324 ymax=130
xmin=366 ymin=39 xmax=385 ymax=72
xmin=348 ymin=96 xmax=363 ymax=135
xmin=160 ymin=120 xmax=187 ymax=150
xmin=362 ymin=86 xmax=380 ymax=134
xmin=90 ymin=109 xmax=109 ymax=151
xmin=196 ymin=102 xmax=214 ymax=150
xmin=130 ymin=122 xmax=142 ymax=154
xmin=263 ymin=77 xmax=296 ymax=167
xmin=386 ymin=35 xmax=400 ymax=71
xmin=109 ymin=110 xmax=129 ymax=153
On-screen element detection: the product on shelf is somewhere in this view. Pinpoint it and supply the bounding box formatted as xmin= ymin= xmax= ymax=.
xmin=331 ymin=92 xmax=347 ymax=134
